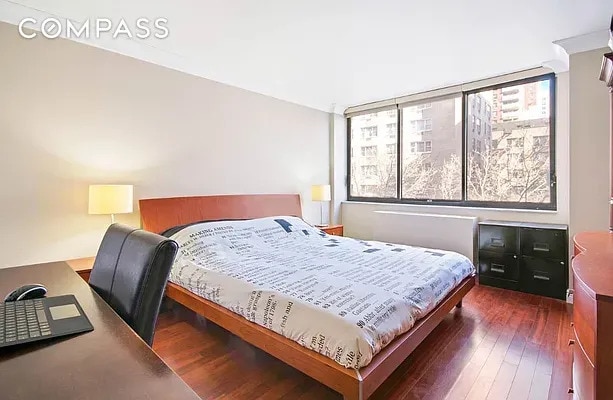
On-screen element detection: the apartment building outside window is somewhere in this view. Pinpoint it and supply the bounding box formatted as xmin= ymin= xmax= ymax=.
xmin=361 ymin=126 xmax=378 ymax=139
xmin=360 ymin=145 xmax=377 ymax=157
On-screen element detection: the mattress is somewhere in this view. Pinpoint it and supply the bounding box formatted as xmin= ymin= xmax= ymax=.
xmin=167 ymin=216 xmax=475 ymax=369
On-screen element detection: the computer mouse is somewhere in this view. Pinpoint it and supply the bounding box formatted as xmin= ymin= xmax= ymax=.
xmin=4 ymin=284 xmax=47 ymax=302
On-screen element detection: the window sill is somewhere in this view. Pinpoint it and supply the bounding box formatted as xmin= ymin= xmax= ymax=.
xmin=342 ymin=200 xmax=558 ymax=215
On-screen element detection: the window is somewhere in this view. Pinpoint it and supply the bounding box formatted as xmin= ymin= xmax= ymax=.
xmin=407 ymin=119 xmax=432 ymax=133
xmin=409 ymin=141 xmax=432 ymax=153
xmin=361 ymin=146 xmax=377 ymax=156
xmin=402 ymin=96 xmax=461 ymax=200
xmin=533 ymin=135 xmax=549 ymax=150
xmin=347 ymin=74 xmax=556 ymax=209
xmin=467 ymin=76 xmax=553 ymax=205
xmin=349 ymin=109 xmax=398 ymax=197
xmin=361 ymin=126 xmax=378 ymax=139
xmin=507 ymin=137 xmax=524 ymax=148
xmin=361 ymin=165 xmax=377 ymax=176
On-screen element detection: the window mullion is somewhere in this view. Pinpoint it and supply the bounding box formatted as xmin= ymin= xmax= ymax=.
xmin=461 ymin=93 xmax=468 ymax=202
xmin=396 ymin=107 xmax=402 ymax=200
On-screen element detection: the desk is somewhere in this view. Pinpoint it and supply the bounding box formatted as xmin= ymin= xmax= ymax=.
xmin=0 ymin=261 xmax=200 ymax=400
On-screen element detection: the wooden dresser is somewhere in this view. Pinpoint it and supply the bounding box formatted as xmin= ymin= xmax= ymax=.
xmin=570 ymin=40 xmax=613 ymax=400
xmin=571 ymin=232 xmax=613 ymax=399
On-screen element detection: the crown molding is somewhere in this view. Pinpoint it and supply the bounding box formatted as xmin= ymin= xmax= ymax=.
xmin=553 ymin=29 xmax=610 ymax=56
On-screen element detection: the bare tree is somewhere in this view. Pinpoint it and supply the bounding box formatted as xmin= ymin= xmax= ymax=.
xmin=350 ymin=154 xmax=397 ymax=197
xmin=467 ymin=128 xmax=550 ymax=202
xmin=351 ymin=128 xmax=550 ymax=203
xmin=401 ymin=155 xmax=437 ymax=199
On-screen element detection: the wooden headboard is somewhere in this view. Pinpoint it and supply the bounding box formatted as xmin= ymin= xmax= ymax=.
xmin=139 ymin=194 xmax=302 ymax=233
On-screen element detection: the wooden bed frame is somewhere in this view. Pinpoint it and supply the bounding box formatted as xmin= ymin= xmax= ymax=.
xmin=140 ymin=194 xmax=476 ymax=400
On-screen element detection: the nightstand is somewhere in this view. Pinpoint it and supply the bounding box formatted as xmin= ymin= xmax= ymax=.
xmin=319 ymin=225 xmax=344 ymax=236
xmin=66 ymin=257 xmax=95 ymax=282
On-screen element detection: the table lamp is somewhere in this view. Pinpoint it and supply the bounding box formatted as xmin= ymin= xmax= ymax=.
xmin=311 ymin=184 xmax=331 ymax=227
xmin=88 ymin=184 xmax=134 ymax=224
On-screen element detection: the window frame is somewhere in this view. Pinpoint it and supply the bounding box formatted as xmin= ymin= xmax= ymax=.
xmin=346 ymin=73 xmax=557 ymax=210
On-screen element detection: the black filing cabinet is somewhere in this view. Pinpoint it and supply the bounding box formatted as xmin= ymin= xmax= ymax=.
xmin=478 ymin=221 xmax=568 ymax=300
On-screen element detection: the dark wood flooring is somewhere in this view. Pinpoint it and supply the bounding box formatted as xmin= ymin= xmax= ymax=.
xmin=153 ymin=284 xmax=573 ymax=400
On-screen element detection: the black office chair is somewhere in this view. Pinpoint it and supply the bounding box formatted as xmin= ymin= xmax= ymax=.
xmin=88 ymin=223 xmax=178 ymax=346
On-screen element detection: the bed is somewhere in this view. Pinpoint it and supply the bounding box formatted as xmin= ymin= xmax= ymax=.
xmin=140 ymin=194 xmax=476 ymax=400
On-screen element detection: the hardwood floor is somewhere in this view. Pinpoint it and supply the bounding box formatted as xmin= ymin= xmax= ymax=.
xmin=153 ymin=284 xmax=573 ymax=400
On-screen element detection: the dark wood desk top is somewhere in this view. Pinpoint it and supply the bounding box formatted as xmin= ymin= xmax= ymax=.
xmin=0 ymin=261 xmax=200 ymax=400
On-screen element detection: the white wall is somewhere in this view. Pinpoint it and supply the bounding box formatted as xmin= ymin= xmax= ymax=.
xmin=342 ymin=71 xmax=571 ymax=239
xmin=569 ymin=48 xmax=611 ymax=238
xmin=0 ymin=22 xmax=330 ymax=268
xmin=330 ymin=113 xmax=347 ymax=225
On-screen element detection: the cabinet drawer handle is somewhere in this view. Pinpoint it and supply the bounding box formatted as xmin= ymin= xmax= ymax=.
xmin=533 ymin=242 xmax=550 ymax=252
xmin=490 ymin=238 xmax=505 ymax=248
xmin=533 ymin=274 xmax=550 ymax=281
xmin=491 ymin=263 xmax=505 ymax=274
xmin=568 ymin=388 xmax=574 ymax=394
xmin=568 ymin=339 xmax=575 ymax=346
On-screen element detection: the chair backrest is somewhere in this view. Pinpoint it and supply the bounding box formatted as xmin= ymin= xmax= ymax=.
xmin=88 ymin=223 xmax=178 ymax=345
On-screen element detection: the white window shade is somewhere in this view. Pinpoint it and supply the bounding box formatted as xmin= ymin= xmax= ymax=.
xmin=343 ymin=100 xmax=397 ymax=118
xmin=344 ymin=67 xmax=552 ymax=117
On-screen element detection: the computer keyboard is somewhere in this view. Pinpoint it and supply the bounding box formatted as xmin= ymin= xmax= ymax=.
xmin=0 ymin=299 xmax=52 ymax=345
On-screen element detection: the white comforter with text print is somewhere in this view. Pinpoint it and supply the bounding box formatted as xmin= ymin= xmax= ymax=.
xmin=168 ymin=216 xmax=474 ymax=369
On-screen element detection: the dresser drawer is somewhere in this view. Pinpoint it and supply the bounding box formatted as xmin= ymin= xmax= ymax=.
xmin=521 ymin=228 xmax=566 ymax=260
xmin=478 ymin=253 xmax=519 ymax=281
xmin=573 ymin=330 xmax=595 ymax=400
xmin=478 ymin=275 xmax=520 ymax=291
xmin=573 ymin=277 xmax=596 ymax=365
xmin=519 ymin=257 xmax=566 ymax=299
xmin=479 ymin=225 xmax=518 ymax=255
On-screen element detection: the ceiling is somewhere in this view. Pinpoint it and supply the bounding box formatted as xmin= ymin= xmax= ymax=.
xmin=1 ymin=0 xmax=611 ymax=112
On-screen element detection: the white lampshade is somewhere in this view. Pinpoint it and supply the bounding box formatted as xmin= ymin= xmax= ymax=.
xmin=88 ymin=185 xmax=134 ymax=215
xmin=311 ymin=184 xmax=331 ymax=202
